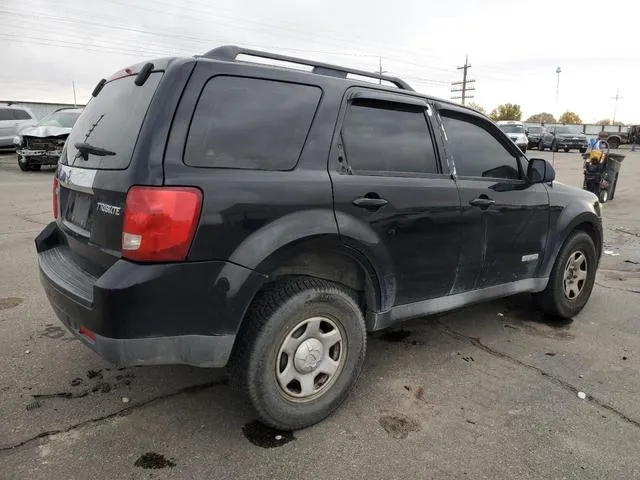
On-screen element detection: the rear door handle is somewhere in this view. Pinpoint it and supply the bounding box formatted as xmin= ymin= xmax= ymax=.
xmin=353 ymin=197 xmax=388 ymax=209
xmin=469 ymin=197 xmax=495 ymax=209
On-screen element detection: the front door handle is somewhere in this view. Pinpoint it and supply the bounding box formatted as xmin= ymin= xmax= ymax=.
xmin=469 ymin=197 xmax=495 ymax=209
xmin=353 ymin=196 xmax=388 ymax=209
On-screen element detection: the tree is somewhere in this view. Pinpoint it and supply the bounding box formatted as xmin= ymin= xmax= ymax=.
xmin=467 ymin=102 xmax=486 ymax=114
xmin=489 ymin=103 xmax=522 ymax=121
xmin=596 ymin=119 xmax=625 ymax=126
xmin=526 ymin=112 xmax=556 ymax=124
xmin=558 ymin=111 xmax=582 ymax=124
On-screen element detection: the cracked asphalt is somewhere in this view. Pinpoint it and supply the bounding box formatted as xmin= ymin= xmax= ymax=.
xmin=1 ymin=149 xmax=640 ymax=479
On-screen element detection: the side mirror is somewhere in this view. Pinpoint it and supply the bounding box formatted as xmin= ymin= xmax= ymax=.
xmin=527 ymin=158 xmax=555 ymax=183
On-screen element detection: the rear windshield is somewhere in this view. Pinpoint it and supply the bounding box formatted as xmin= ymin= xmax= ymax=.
xmin=527 ymin=126 xmax=542 ymax=133
xmin=62 ymin=72 xmax=162 ymax=170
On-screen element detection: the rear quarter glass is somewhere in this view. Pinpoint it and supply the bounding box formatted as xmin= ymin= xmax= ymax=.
xmin=61 ymin=72 xmax=163 ymax=170
xmin=184 ymin=76 xmax=322 ymax=171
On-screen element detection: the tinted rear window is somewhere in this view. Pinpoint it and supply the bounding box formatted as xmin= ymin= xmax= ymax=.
xmin=184 ymin=76 xmax=321 ymax=170
xmin=13 ymin=109 xmax=32 ymax=120
xmin=62 ymin=72 xmax=162 ymax=170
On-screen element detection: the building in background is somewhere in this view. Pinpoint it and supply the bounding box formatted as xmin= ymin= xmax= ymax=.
xmin=0 ymin=100 xmax=85 ymax=120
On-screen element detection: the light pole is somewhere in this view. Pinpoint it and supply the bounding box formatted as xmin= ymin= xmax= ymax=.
xmin=72 ymin=80 xmax=77 ymax=107
xmin=555 ymin=66 xmax=562 ymax=108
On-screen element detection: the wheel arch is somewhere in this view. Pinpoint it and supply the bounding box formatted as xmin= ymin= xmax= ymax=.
xmin=227 ymin=211 xmax=393 ymax=333
xmin=540 ymin=211 xmax=603 ymax=280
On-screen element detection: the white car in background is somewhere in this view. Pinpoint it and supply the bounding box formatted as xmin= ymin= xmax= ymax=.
xmin=0 ymin=105 xmax=37 ymax=148
xmin=497 ymin=120 xmax=528 ymax=153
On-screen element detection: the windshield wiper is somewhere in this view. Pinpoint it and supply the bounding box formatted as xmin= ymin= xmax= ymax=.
xmin=74 ymin=142 xmax=116 ymax=161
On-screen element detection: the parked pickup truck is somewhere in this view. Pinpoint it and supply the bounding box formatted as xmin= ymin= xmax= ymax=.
xmin=600 ymin=126 xmax=640 ymax=149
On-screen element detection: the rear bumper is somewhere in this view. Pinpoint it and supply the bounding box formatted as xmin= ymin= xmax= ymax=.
xmin=53 ymin=303 xmax=236 ymax=368
xmin=36 ymin=222 xmax=266 ymax=367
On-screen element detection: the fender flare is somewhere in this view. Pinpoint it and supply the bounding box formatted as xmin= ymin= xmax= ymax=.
xmin=539 ymin=207 xmax=602 ymax=281
xmin=227 ymin=209 xmax=396 ymax=315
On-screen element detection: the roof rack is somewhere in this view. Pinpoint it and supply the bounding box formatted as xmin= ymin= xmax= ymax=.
xmin=202 ymin=45 xmax=414 ymax=91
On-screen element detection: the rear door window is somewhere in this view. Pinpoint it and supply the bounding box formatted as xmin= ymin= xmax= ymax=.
xmin=184 ymin=76 xmax=321 ymax=170
xmin=13 ymin=109 xmax=32 ymax=120
xmin=341 ymin=99 xmax=438 ymax=175
xmin=0 ymin=109 xmax=12 ymax=121
xmin=63 ymin=72 xmax=162 ymax=170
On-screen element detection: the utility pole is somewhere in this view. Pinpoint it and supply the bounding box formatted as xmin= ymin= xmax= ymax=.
xmin=451 ymin=55 xmax=475 ymax=105
xmin=611 ymin=88 xmax=623 ymax=125
xmin=374 ymin=56 xmax=388 ymax=85
xmin=72 ymin=81 xmax=77 ymax=107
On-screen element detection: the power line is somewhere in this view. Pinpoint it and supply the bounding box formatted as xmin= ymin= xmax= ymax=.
xmin=0 ymin=9 xmax=455 ymax=86
xmin=451 ymin=55 xmax=475 ymax=105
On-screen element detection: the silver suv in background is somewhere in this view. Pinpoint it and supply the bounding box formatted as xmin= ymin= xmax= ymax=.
xmin=0 ymin=106 xmax=37 ymax=148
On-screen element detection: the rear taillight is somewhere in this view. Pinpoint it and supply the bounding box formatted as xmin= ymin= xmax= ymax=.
xmin=53 ymin=177 xmax=59 ymax=219
xmin=122 ymin=186 xmax=202 ymax=262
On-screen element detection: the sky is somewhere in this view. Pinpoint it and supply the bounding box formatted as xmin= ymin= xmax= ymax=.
xmin=1 ymin=0 xmax=639 ymax=123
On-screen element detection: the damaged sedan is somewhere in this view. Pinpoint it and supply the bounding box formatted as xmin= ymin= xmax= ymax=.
xmin=14 ymin=108 xmax=82 ymax=171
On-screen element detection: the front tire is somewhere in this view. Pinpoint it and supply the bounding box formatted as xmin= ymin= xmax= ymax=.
xmin=538 ymin=140 xmax=545 ymax=151
xmin=599 ymin=189 xmax=608 ymax=203
xmin=564 ymin=148 xmax=570 ymax=153
xmin=18 ymin=156 xmax=30 ymax=171
xmin=552 ymin=142 xmax=559 ymax=152
xmin=579 ymin=148 xmax=587 ymax=154
xmin=232 ymin=277 xmax=367 ymax=430
xmin=534 ymin=231 xmax=597 ymax=319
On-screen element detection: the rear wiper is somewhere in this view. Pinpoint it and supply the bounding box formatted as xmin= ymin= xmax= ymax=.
xmin=74 ymin=142 xmax=116 ymax=161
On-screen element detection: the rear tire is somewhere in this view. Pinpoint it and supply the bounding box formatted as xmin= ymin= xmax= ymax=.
xmin=232 ymin=277 xmax=367 ymax=430
xmin=552 ymin=142 xmax=559 ymax=152
xmin=579 ymin=148 xmax=587 ymax=154
xmin=533 ymin=231 xmax=597 ymax=319
xmin=609 ymin=137 xmax=620 ymax=149
xmin=564 ymin=148 xmax=570 ymax=153
xmin=538 ymin=140 xmax=545 ymax=151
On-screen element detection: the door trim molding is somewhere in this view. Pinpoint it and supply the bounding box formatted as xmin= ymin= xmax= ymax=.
xmin=367 ymin=277 xmax=548 ymax=331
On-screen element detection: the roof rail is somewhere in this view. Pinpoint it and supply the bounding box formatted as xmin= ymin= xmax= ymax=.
xmin=202 ymin=45 xmax=414 ymax=91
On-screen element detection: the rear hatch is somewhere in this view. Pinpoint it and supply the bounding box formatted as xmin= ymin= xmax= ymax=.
xmin=56 ymin=66 xmax=165 ymax=276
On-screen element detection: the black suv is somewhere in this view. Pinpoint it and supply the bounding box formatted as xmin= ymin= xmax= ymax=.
xmin=539 ymin=125 xmax=589 ymax=153
xmin=37 ymin=46 xmax=603 ymax=430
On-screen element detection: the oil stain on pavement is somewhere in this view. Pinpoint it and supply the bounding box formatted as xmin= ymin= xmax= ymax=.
xmin=379 ymin=412 xmax=421 ymax=439
xmin=242 ymin=420 xmax=295 ymax=448
xmin=0 ymin=297 xmax=22 ymax=311
xmin=134 ymin=452 xmax=176 ymax=469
